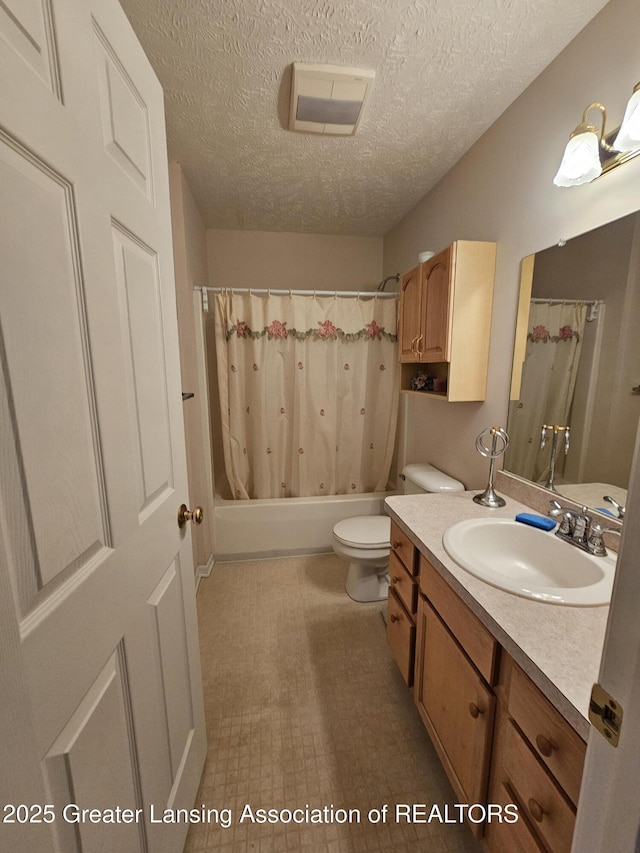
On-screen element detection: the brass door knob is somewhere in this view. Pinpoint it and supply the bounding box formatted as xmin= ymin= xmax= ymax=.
xmin=178 ymin=504 xmax=204 ymax=529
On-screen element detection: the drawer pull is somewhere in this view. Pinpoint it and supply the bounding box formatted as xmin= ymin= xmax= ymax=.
xmin=535 ymin=734 xmax=557 ymax=757
xmin=389 ymin=613 xmax=400 ymax=623
xmin=392 ymin=576 xmax=402 ymax=584
xmin=392 ymin=541 xmax=402 ymax=549
xmin=468 ymin=702 xmax=482 ymax=719
xmin=527 ymin=798 xmax=545 ymax=823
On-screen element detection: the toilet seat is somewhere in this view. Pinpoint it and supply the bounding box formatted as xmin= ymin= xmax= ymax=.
xmin=333 ymin=516 xmax=390 ymax=550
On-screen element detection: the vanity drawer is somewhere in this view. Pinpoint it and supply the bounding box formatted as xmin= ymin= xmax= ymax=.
xmin=502 ymin=718 xmax=575 ymax=853
xmin=390 ymin=521 xmax=417 ymax=575
xmin=389 ymin=550 xmax=416 ymax=614
xmin=484 ymin=781 xmax=545 ymax=853
xmin=419 ymin=555 xmax=497 ymax=684
xmin=508 ymin=661 xmax=586 ymax=806
xmin=387 ymin=589 xmax=415 ymax=687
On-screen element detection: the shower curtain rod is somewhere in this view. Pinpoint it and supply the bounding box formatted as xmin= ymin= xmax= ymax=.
xmin=196 ymin=286 xmax=397 ymax=299
xmin=531 ymin=297 xmax=603 ymax=321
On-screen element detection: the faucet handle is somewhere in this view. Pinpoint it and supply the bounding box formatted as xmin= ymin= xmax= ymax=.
xmin=548 ymin=500 xmax=583 ymax=518
xmin=587 ymin=524 xmax=622 ymax=557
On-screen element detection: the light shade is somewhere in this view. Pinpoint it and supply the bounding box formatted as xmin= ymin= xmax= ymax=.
xmin=613 ymin=87 xmax=640 ymax=151
xmin=553 ymin=131 xmax=603 ymax=187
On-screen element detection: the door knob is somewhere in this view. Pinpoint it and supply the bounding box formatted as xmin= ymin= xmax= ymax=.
xmin=177 ymin=504 xmax=204 ymax=529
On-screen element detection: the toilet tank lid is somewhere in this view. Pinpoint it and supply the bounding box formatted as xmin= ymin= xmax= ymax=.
xmin=402 ymin=463 xmax=464 ymax=493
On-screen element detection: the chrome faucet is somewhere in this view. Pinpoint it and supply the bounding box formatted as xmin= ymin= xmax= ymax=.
xmin=548 ymin=500 xmax=621 ymax=556
xmin=548 ymin=500 xmax=595 ymax=552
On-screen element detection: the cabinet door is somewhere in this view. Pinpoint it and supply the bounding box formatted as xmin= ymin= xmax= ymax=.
xmin=398 ymin=265 xmax=423 ymax=362
xmin=387 ymin=589 xmax=415 ymax=686
xmin=422 ymin=246 xmax=453 ymax=362
xmin=414 ymin=596 xmax=494 ymax=805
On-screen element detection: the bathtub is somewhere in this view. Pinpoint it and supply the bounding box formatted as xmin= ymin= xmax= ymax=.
xmin=213 ymin=490 xmax=397 ymax=561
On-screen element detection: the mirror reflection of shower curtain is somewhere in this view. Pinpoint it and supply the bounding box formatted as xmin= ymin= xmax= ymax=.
xmin=507 ymin=301 xmax=588 ymax=484
xmin=213 ymin=291 xmax=400 ymax=499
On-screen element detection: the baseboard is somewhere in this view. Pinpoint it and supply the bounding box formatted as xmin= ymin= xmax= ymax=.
xmin=195 ymin=553 xmax=214 ymax=592
xmin=212 ymin=546 xmax=333 ymax=563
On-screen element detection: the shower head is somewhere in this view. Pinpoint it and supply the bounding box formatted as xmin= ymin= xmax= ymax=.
xmin=376 ymin=273 xmax=400 ymax=292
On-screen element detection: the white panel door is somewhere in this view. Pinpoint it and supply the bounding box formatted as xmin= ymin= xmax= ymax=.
xmin=0 ymin=1 xmax=205 ymax=851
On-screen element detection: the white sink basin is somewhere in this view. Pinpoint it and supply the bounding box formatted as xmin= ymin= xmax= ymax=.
xmin=442 ymin=518 xmax=616 ymax=606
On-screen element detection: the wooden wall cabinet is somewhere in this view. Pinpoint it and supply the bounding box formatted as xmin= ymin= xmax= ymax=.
xmin=386 ymin=535 xmax=587 ymax=850
xmin=398 ymin=240 xmax=496 ymax=401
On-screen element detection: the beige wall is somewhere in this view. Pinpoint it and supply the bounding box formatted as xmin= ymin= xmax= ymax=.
xmin=384 ymin=0 xmax=640 ymax=489
xmin=169 ymin=162 xmax=214 ymax=571
xmin=207 ymin=229 xmax=383 ymax=291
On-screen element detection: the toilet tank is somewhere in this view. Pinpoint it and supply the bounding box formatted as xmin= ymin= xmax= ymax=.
xmin=401 ymin=463 xmax=464 ymax=495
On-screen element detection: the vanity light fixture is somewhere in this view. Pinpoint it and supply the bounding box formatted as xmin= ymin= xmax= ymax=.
xmin=614 ymin=82 xmax=640 ymax=150
xmin=554 ymin=82 xmax=640 ymax=187
xmin=553 ymin=102 xmax=610 ymax=186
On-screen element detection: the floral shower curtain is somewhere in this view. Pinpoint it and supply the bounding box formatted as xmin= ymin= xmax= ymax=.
xmin=213 ymin=291 xmax=400 ymax=499
xmin=507 ymin=301 xmax=588 ymax=483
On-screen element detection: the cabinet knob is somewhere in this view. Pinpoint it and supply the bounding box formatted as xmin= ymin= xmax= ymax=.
xmin=389 ymin=613 xmax=400 ymax=623
xmin=535 ymin=734 xmax=557 ymax=757
xmin=527 ymin=799 xmax=545 ymax=823
xmin=392 ymin=576 xmax=402 ymax=584
xmin=392 ymin=541 xmax=402 ymax=549
xmin=468 ymin=702 xmax=482 ymax=719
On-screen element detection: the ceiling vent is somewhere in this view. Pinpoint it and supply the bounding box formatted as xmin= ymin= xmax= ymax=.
xmin=289 ymin=63 xmax=375 ymax=136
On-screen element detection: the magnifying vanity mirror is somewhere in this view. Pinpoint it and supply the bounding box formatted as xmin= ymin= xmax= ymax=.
xmin=507 ymin=211 xmax=640 ymax=517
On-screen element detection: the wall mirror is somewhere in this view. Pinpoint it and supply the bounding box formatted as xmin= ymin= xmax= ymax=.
xmin=506 ymin=211 xmax=640 ymax=517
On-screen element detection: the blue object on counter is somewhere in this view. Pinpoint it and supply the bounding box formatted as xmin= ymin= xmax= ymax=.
xmin=514 ymin=513 xmax=557 ymax=531
xmin=595 ymin=507 xmax=616 ymax=517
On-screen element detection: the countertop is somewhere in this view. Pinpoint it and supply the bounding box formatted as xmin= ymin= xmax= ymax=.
xmin=385 ymin=491 xmax=610 ymax=740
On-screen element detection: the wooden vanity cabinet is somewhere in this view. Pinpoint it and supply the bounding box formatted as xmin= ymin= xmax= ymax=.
xmin=484 ymin=655 xmax=586 ymax=853
xmin=414 ymin=555 xmax=498 ymax=831
xmin=398 ymin=240 xmax=496 ymax=401
xmin=414 ymin=596 xmax=495 ymax=809
xmin=386 ymin=522 xmax=418 ymax=686
xmin=385 ymin=524 xmax=587 ymax=849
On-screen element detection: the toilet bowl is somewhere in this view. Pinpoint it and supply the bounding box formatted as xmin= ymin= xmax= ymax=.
xmin=333 ymin=515 xmax=391 ymax=603
xmin=332 ymin=464 xmax=465 ymax=602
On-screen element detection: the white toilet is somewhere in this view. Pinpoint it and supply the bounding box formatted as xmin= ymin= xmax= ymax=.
xmin=332 ymin=463 xmax=465 ymax=602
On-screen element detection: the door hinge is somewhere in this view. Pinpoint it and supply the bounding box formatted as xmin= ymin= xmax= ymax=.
xmin=589 ymin=683 xmax=622 ymax=747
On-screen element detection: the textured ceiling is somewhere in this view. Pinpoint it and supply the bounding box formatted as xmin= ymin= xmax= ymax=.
xmin=119 ymin=0 xmax=608 ymax=236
